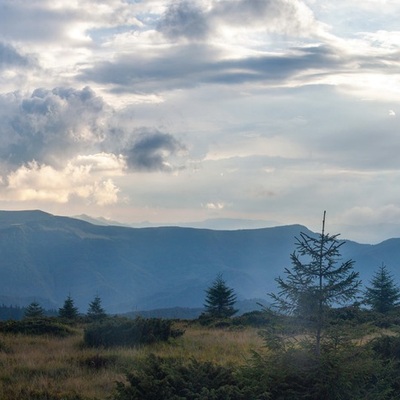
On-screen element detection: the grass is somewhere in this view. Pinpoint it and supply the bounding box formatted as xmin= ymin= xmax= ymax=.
xmin=0 ymin=323 xmax=264 ymax=400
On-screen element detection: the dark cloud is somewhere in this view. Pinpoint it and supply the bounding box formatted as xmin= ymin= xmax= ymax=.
xmin=80 ymin=43 xmax=341 ymax=92
xmin=158 ymin=1 xmax=209 ymax=41
xmin=0 ymin=86 xmax=188 ymax=174
xmin=0 ymin=42 xmax=31 ymax=68
xmin=0 ymin=87 xmax=109 ymax=168
xmin=125 ymin=130 xmax=185 ymax=172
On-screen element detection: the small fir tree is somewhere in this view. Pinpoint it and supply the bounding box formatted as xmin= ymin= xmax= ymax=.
xmin=58 ymin=295 xmax=79 ymax=320
xmin=204 ymin=273 xmax=238 ymax=318
xmin=87 ymin=295 xmax=107 ymax=321
xmin=24 ymin=301 xmax=45 ymax=319
xmin=364 ymin=264 xmax=400 ymax=313
xmin=270 ymin=211 xmax=361 ymax=356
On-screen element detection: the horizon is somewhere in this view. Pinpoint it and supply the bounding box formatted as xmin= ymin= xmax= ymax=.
xmin=2 ymin=208 xmax=397 ymax=245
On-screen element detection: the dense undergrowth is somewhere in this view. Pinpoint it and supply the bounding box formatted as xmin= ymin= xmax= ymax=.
xmin=1 ymin=310 xmax=400 ymax=399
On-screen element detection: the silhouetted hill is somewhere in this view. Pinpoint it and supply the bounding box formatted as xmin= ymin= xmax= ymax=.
xmin=0 ymin=210 xmax=399 ymax=314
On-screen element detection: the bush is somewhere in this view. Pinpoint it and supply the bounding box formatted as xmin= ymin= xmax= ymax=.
xmin=113 ymin=354 xmax=248 ymax=400
xmin=0 ymin=318 xmax=74 ymax=337
xmin=232 ymin=310 xmax=274 ymax=328
xmin=241 ymin=341 xmax=397 ymax=400
xmin=83 ymin=316 xmax=184 ymax=348
xmin=370 ymin=335 xmax=400 ymax=360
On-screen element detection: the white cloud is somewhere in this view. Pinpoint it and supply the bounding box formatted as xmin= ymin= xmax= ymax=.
xmin=1 ymin=160 xmax=121 ymax=205
xmin=204 ymin=202 xmax=226 ymax=210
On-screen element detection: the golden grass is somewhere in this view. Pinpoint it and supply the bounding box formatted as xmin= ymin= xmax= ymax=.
xmin=0 ymin=323 xmax=265 ymax=400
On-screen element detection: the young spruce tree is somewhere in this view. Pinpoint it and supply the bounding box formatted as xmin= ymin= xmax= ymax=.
xmin=58 ymin=295 xmax=79 ymax=320
xmin=364 ymin=264 xmax=400 ymax=313
xmin=204 ymin=273 xmax=238 ymax=318
xmin=24 ymin=301 xmax=45 ymax=319
xmin=87 ymin=294 xmax=107 ymax=321
xmin=270 ymin=211 xmax=361 ymax=356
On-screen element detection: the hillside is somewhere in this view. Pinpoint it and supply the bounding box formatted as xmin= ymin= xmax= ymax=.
xmin=0 ymin=210 xmax=399 ymax=313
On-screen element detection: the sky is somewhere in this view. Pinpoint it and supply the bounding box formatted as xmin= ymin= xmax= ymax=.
xmin=0 ymin=0 xmax=399 ymax=243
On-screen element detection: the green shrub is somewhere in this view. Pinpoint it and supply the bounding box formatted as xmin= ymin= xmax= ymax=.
xmin=232 ymin=310 xmax=274 ymax=327
xmin=0 ymin=318 xmax=74 ymax=337
xmin=370 ymin=335 xmax=400 ymax=360
xmin=113 ymin=354 xmax=248 ymax=400
xmin=84 ymin=317 xmax=184 ymax=348
xmin=241 ymin=341 xmax=396 ymax=400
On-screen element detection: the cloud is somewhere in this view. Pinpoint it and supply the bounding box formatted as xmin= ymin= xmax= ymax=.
xmin=0 ymin=85 xmax=188 ymax=174
xmin=80 ymin=43 xmax=342 ymax=93
xmin=1 ymin=160 xmax=120 ymax=205
xmin=0 ymin=85 xmax=189 ymax=206
xmin=157 ymin=1 xmax=209 ymax=41
xmin=211 ymin=0 xmax=317 ymax=36
xmin=0 ymin=42 xmax=32 ymax=68
xmin=157 ymin=0 xmax=318 ymax=41
xmin=124 ymin=130 xmax=186 ymax=172
xmin=0 ymin=86 xmax=110 ymax=168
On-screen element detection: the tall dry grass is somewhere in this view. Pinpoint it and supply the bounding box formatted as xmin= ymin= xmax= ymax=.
xmin=0 ymin=323 xmax=264 ymax=399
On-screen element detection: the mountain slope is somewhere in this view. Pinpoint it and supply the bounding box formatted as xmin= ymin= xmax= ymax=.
xmin=0 ymin=210 xmax=398 ymax=313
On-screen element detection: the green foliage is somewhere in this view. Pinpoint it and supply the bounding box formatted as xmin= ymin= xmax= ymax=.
xmin=0 ymin=318 xmax=74 ymax=337
xmin=113 ymin=354 xmax=248 ymax=400
xmin=203 ymin=273 xmax=238 ymax=319
xmin=364 ymin=264 xmax=400 ymax=313
xmin=58 ymin=295 xmax=79 ymax=320
xmin=86 ymin=294 xmax=107 ymax=321
xmin=270 ymin=212 xmax=361 ymax=355
xmin=232 ymin=310 xmax=274 ymax=328
xmin=198 ymin=310 xmax=277 ymax=329
xmin=24 ymin=301 xmax=45 ymax=319
xmin=83 ymin=317 xmax=184 ymax=348
xmin=243 ymin=340 xmax=396 ymax=400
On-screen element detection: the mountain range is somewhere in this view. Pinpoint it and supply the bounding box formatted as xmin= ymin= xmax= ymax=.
xmin=0 ymin=210 xmax=400 ymax=314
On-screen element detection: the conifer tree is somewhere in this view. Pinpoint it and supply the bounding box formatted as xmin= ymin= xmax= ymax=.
xmin=87 ymin=294 xmax=107 ymax=321
xmin=364 ymin=264 xmax=400 ymax=313
xmin=204 ymin=273 xmax=238 ymax=318
xmin=24 ymin=301 xmax=45 ymax=319
xmin=58 ymin=295 xmax=79 ymax=320
xmin=270 ymin=211 xmax=361 ymax=356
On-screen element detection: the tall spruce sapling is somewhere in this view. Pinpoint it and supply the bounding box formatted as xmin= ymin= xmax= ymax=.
xmin=58 ymin=295 xmax=79 ymax=320
xmin=364 ymin=264 xmax=400 ymax=313
xmin=203 ymin=273 xmax=238 ymax=318
xmin=270 ymin=211 xmax=361 ymax=356
xmin=24 ymin=301 xmax=45 ymax=319
xmin=87 ymin=294 xmax=107 ymax=321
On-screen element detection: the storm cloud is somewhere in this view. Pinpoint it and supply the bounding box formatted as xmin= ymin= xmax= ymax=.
xmin=125 ymin=130 xmax=186 ymax=172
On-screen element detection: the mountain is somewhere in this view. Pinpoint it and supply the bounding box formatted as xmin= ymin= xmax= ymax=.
xmin=73 ymin=214 xmax=278 ymax=231
xmin=0 ymin=210 xmax=399 ymax=314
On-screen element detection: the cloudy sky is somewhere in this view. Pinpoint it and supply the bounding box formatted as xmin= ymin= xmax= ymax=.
xmin=0 ymin=0 xmax=399 ymax=243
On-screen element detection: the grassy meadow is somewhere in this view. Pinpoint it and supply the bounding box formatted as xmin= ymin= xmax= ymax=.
xmin=0 ymin=322 xmax=264 ymax=400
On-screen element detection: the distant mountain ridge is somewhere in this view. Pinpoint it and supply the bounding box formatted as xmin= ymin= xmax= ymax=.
xmin=73 ymin=214 xmax=278 ymax=230
xmin=0 ymin=210 xmax=400 ymax=314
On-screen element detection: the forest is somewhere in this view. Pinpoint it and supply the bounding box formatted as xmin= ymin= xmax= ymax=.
xmin=1 ymin=217 xmax=400 ymax=399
